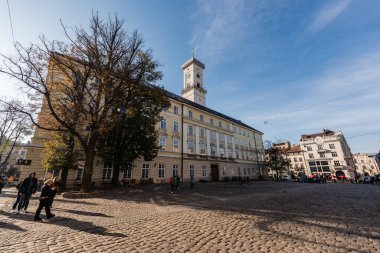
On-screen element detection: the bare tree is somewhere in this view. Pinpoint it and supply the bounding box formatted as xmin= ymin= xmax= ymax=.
xmin=0 ymin=13 xmax=163 ymax=192
xmin=264 ymin=140 xmax=290 ymax=180
xmin=0 ymin=103 xmax=32 ymax=172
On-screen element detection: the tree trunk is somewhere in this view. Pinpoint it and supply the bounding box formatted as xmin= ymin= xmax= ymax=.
xmin=80 ymin=138 xmax=96 ymax=193
xmin=60 ymin=167 xmax=69 ymax=191
xmin=112 ymin=164 xmax=121 ymax=187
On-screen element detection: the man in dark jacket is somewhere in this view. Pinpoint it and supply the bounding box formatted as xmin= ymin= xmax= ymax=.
xmin=17 ymin=172 xmax=38 ymax=213
xmin=34 ymin=179 xmax=55 ymax=221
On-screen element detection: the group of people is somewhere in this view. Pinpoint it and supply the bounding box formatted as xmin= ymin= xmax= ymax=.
xmin=11 ymin=172 xmax=60 ymax=222
xmin=169 ymin=175 xmax=181 ymax=193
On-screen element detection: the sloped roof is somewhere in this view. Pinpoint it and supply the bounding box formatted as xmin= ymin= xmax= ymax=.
xmin=286 ymin=145 xmax=304 ymax=153
xmin=164 ymin=89 xmax=263 ymax=134
xmin=301 ymin=129 xmax=335 ymax=140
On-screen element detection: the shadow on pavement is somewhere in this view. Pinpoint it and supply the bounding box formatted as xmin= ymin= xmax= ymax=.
xmin=54 ymin=207 xmax=113 ymax=217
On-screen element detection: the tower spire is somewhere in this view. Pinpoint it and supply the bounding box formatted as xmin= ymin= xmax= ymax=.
xmin=192 ymin=48 xmax=194 ymax=58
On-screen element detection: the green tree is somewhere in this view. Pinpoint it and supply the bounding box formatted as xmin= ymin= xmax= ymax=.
xmin=264 ymin=141 xmax=290 ymax=180
xmin=97 ymin=85 xmax=169 ymax=187
xmin=42 ymin=131 xmax=79 ymax=191
xmin=0 ymin=13 xmax=163 ymax=192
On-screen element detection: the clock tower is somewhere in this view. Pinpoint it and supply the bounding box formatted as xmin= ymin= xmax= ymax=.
xmin=181 ymin=55 xmax=207 ymax=106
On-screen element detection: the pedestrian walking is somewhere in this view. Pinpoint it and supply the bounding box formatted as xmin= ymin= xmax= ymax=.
xmin=0 ymin=179 xmax=4 ymax=194
xmin=49 ymin=177 xmax=60 ymax=208
xmin=34 ymin=179 xmax=55 ymax=222
xmin=190 ymin=175 xmax=194 ymax=189
xmin=17 ymin=172 xmax=38 ymax=213
xmin=11 ymin=181 xmax=23 ymax=213
xmin=169 ymin=176 xmax=175 ymax=193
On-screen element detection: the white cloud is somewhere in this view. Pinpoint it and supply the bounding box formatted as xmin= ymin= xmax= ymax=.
xmin=308 ymin=0 xmax=352 ymax=32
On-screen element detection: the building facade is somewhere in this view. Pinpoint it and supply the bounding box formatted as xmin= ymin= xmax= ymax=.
xmin=286 ymin=145 xmax=307 ymax=176
xmin=353 ymin=153 xmax=380 ymax=176
xmin=300 ymin=129 xmax=355 ymax=178
xmin=19 ymin=56 xmax=265 ymax=187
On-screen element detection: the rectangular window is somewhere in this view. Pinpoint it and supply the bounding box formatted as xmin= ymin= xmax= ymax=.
xmin=293 ymin=158 xmax=297 ymax=162
xmin=227 ymin=125 xmax=230 ymax=131
xmin=219 ymin=121 xmax=222 ymax=128
xmin=75 ymin=169 xmax=83 ymax=181
xmin=334 ymin=161 xmax=340 ymax=166
xmin=173 ymin=122 xmax=179 ymax=132
xmin=318 ymin=145 xmax=323 ymax=150
xmin=158 ymin=164 xmax=165 ymax=178
xmin=190 ymin=165 xmax=194 ymax=177
xmin=329 ymin=144 xmax=335 ymax=149
xmin=189 ymin=110 xmax=193 ymax=118
xmin=238 ymin=167 xmax=241 ymax=176
xmin=320 ymin=153 xmax=325 ymax=158
xmin=219 ymin=133 xmax=224 ymax=141
xmin=307 ymin=146 xmax=312 ymax=151
xmin=173 ymin=164 xmax=179 ymax=176
xmin=210 ymin=118 xmax=214 ymax=126
xmin=243 ymin=168 xmax=246 ymax=176
xmin=309 ymin=153 xmax=314 ymax=159
xmin=202 ymin=166 xmax=207 ymax=177
xmin=102 ymin=165 xmax=113 ymax=180
xmin=200 ymin=115 xmax=204 ymax=122
xmin=160 ymin=118 xmax=167 ymax=129
xmin=173 ymin=138 xmax=179 ymax=151
xmin=210 ymin=131 xmax=215 ymax=140
xmin=123 ymin=169 xmax=132 ymax=179
xmin=159 ymin=137 xmax=166 ymax=151
xmin=188 ymin=125 xmax=194 ymax=136
xmin=234 ymin=127 xmax=236 ymax=133
xmin=200 ymin=128 xmax=205 ymax=138
xmin=331 ymin=152 xmax=337 ymax=157
xmin=299 ymin=158 xmax=302 ymax=162
xmin=142 ymin=164 xmax=149 ymax=179
xmin=173 ymin=106 xmax=179 ymax=115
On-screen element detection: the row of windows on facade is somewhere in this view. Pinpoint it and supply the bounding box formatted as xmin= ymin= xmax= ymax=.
xmin=307 ymin=152 xmax=338 ymax=159
xmin=74 ymin=164 xmax=256 ymax=181
xmin=159 ymin=136 xmax=258 ymax=160
xmin=306 ymin=159 xmax=342 ymax=167
xmin=169 ymin=106 xmax=256 ymax=138
xmin=306 ymin=144 xmax=336 ymax=151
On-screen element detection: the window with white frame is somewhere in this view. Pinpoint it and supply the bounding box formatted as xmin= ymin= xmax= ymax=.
xmin=200 ymin=115 xmax=204 ymax=122
xmin=160 ymin=118 xmax=167 ymax=129
xmin=188 ymin=125 xmax=194 ymax=136
xmin=173 ymin=106 xmax=179 ymax=115
xmin=307 ymin=146 xmax=312 ymax=151
xmin=320 ymin=153 xmax=325 ymax=158
xmin=188 ymin=139 xmax=195 ymax=153
xmin=299 ymin=158 xmax=302 ymax=162
xmin=75 ymin=168 xmax=84 ymax=181
xmin=189 ymin=110 xmax=193 ymax=118
xmin=102 ymin=164 xmax=113 ymax=180
xmin=200 ymin=141 xmax=206 ymax=155
xmin=142 ymin=164 xmax=149 ymax=179
xmin=219 ymin=144 xmax=225 ymax=157
xmin=219 ymin=133 xmax=224 ymax=141
xmin=210 ymin=118 xmax=214 ymax=125
xmin=158 ymin=164 xmax=165 ymax=178
xmin=318 ymin=145 xmax=323 ymax=150
xmin=210 ymin=142 xmax=216 ymax=156
xmin=123 ymin=169 xmax=132 ymax=179
xmin=219 ymin=121 xmax=222 ymax=128
xmin=329 ymin=144 xmax=335 ymax=149
xmin=334 ymin=161 xmax=340 ymax=166
xmin=293 ymin=158 xmax=297 ymax=162
xmin=227 ymin=125 xmax=230 ymax=131
xmin=200 ymin=128 xmax=205 ymax=138
xmin=159 ymin=137 xmax=166 ymax=151
xmin=173 ymin=122 xmax=179 ymax=132
xmin=173 ymin=164 xmax=179 ymax=176
xmin=190 ymin=165 xmax=194 ymax=177
xmin=173 ymin=138 xmax=179 ymax=151
xmin=332 ymin=152 xmax=337 ymax=157
xmin=309 ymin=153 xmax=314 ymax=159
xmin=210 ymin=131 xmax=215 ymax=140
xmin=202 ymin=166 xmax=207 ymax=177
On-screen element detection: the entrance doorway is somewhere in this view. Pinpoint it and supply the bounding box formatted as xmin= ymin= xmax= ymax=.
xmin=211 ymin=164 xmax=219 ymax=182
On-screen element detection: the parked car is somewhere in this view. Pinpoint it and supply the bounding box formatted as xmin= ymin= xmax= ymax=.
xmin=282 ymin=175 xmax=291 ymax=181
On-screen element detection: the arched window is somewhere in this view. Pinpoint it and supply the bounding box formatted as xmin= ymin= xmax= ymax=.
xmin=200 ymin=141 xmax=206 ymax=155
xmin=188 ymin=139 xmax=195 ymax=154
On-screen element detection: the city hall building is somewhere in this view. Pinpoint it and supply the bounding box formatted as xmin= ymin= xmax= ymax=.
xmin=19 ymin=56 xmax=265 ymax=187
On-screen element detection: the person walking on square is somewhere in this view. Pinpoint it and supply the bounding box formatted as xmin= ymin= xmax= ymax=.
xmin=49 ymin=177 xmax=60 ymax=208
xmin=0 ymin=179 xmax=4 ymax=194
xmin=11 ymin=181 xmax=23 ymax=213
xmin=34 ymin=179 xmax=55 ymax=222
xmin=17 ymin=172 xmax=37 ymax=213
xmin=169 ymin=176 xmax=175 ymax=193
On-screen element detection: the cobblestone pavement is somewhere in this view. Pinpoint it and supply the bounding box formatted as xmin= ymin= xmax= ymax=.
xmin=0 ymin=181 xmax=379 ymax=253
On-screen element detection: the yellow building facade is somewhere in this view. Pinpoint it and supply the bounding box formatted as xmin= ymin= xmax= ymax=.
xmin=19 ymin=56 xmax=265 ymax=187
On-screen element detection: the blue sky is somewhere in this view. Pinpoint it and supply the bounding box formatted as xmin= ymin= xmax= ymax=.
xmin=1 ymin=0 xmax=380 ymax=153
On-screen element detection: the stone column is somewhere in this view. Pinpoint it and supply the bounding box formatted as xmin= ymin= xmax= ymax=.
xmin=232 ymin=136 xmax=237 ymax=159
xmin=206 ymin=130 xmax=211 ymax=156
xmin=216 ymin=132 xmax=220 ymax=156
xmin=195 ymin=126 xmax=200 ymax=154
xmin=183 ymin=123 xmax=188 ymax=153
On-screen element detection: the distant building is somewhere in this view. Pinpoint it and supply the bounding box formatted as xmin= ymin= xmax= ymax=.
xmin=286 ymin=145 xmax=307 ymax=176
xmin=300 ymin=129 xmax=355 ymax=179
xmin=353 ymin=153 xmax=380 ymax=176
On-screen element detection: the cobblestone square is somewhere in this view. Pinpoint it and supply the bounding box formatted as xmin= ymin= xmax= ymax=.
xmin=1 ymin=182 xmax=379 ymax=252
